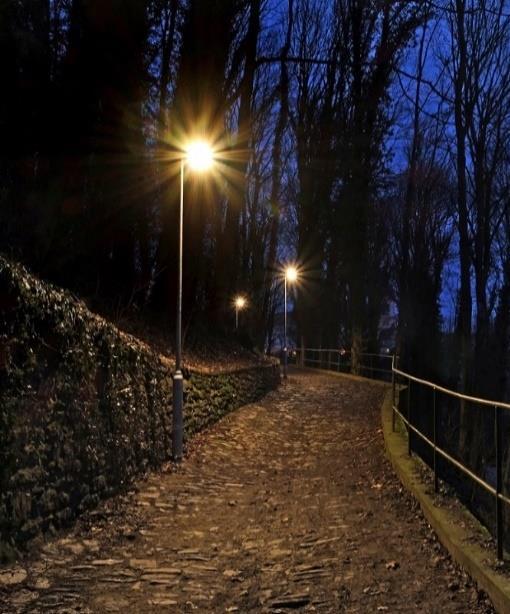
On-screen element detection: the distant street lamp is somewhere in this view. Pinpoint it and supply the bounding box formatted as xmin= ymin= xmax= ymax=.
xmin=234 ymin=295 xmax=247 ymax=330
xmin=283 ymin=265 xmax=299 ymax=379
xmin=173 ymin=140 xmax=215 ymax=462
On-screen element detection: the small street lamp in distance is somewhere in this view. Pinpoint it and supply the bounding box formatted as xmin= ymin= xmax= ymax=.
xmin=173 ymin=139 xmax=215 ymax=463
xmin=234 ymin=295 xmax=247 ymax=330
xmin=283 ymin=265 xmax=299 ymax=379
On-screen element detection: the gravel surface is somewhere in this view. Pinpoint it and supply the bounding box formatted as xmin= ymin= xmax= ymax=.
xmin=0 ymin=370 xmax=495 ymax=612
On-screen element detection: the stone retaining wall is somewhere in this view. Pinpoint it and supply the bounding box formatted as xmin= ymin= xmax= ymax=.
xmin=0 ymin=257 xmax=279 ymax=552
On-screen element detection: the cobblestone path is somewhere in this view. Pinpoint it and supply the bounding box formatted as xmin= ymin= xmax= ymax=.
xmin=0 ymin=370 xmax=494 ymax=613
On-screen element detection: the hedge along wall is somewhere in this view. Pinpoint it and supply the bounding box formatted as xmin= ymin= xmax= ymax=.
xmin=0 ymin=257 xmax=280 ymax=551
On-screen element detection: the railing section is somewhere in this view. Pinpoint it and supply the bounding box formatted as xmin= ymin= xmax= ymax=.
xmin=293 ymin=348 xmax=393 ymax=381
xmin=392 ymin=358 xmax=510 ymax=561
xmin=296 ymin=348 xmax=510 ymax=560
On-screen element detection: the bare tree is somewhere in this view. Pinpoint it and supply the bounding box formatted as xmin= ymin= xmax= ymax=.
xmin=331 ymin=0 xmax=428 ymax=372
xmin=436 ymin=0 xmax=510 ymax=459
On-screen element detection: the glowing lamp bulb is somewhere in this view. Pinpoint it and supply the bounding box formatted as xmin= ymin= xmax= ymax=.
xmin=235 ymin=296 xmax=246 ymax=309
xmin=186 ymin=140 xmax=214 ymax=171
xmin=285 ymin=266 xmax=298 ymax=283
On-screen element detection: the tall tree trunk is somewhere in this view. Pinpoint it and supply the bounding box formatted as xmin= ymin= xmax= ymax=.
xmin=453 ymin=0 xmax=472 ymax=456
xmin=215 ymin=0 xmax=261 ymax=322
xmin=150 ymin=0 xmax=181 ymax=311
xmin=259 ymin=0 xmax=293 ymax=350
xmin=399 ymin=22 xmax=426 ymax=373
xmin=152 ymin=0 xmax=237 ymax=322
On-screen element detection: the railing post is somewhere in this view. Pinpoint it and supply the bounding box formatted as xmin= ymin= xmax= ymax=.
xmin=496 ymin=404 xmax=503 ymax=560
xmin=327 ymin=350 xmax=331 ymax=371
xmin=407 ymin=380 xmax=412 ymax=457
xmin=391 ymin=361 xmax=396 ymax=433
xmin=433 ymin=386 xmax=438 ymax=494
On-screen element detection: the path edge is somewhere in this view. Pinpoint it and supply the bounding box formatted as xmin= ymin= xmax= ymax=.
xmin=381 ymin=388 xmax=510 ymax=614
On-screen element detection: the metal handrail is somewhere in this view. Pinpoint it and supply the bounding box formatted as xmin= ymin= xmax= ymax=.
xmin=391 ymin=355 xmax=508 ymax=560
xmin=297 ymin=348 xmax=508 ymax=559
xmin=392 ymin=400 xmax=510 ymax=501
xmin=392 ymin=361 xmax=510 ymax=411
xmin=302 ymin=348 xmax=391 ymax=360
xmin=295 ymin=348 xmax=393 ymax=381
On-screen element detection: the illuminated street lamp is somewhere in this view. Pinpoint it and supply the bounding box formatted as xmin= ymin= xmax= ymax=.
xmin=173 ymin=140 xmax=215 ymax=462
xmin=234 ymin=295 xmax=247 ymax=330
xmin=283 ymin=265 xmax=299 ymax=379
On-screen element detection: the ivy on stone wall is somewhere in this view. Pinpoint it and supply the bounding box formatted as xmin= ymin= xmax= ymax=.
xmin=0 ymin=256 xmax=174 ymax=548
xmin=0 ymin=256 xmax=279 ymax=553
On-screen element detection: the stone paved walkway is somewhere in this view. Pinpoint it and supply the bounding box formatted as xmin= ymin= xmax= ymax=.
xmin=0 ymin=370 xmax=495 ymax=613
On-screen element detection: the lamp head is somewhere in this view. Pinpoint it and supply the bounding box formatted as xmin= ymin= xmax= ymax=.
xmin=285 ymin=266 xmax=298 ymax=283
xmin=186 ymin=140 xmax=214 ymax=171
xmin=235 ymin=296 xmax=247 ymax=310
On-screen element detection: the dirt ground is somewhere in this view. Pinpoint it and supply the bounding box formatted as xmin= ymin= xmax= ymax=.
xmin=0 ymin=370 xmax=496 ymax=612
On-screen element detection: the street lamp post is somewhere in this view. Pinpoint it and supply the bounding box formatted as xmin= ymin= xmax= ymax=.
xmin=234 ymin=296 xmax=246 ymax=330
xmin=283 ymin=266 xmax=298 ymax=379
xmin=173 ymin=141 xmax=214 ymax=462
